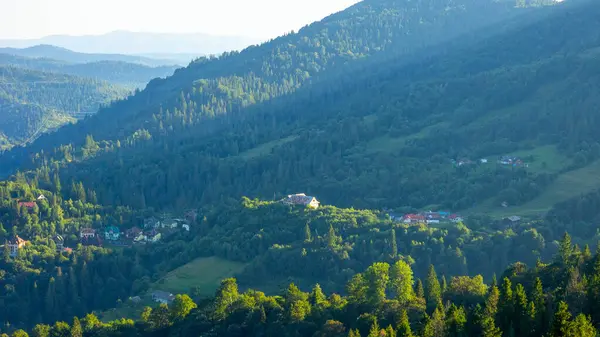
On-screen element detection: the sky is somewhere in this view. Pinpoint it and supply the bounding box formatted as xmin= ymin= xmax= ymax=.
xmin=1 ymin=0 xmax=362 ymax=40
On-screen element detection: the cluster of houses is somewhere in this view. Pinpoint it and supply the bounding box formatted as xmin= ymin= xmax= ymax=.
xmin=498 ymin=156 xmax=528 ymax=168
xmin=389 ymin=211 xmax=464 ymax=224
xmin=76 ymin=213 xmax=194 ymax=247
xmin=281 ymin=193 xmax=320 ymax=209
xmin=451 ymin=156 xmax=529 ymax=168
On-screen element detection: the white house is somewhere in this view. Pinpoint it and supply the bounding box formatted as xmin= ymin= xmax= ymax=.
xmin=282 ymin=193 xmax=320 ymax=209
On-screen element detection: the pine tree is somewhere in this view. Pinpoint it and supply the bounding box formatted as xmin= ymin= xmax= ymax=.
xmin=513 ymin=284 xmax=530 ymax=337
xmin=426 ymin=265 xmax=441 ymax=311
xmin=390 ymin=229 xmax=398 ymax=258
xmin=415 ymin=279 xmax=425 ymax=299
xmin=70 ymin=317 xmax=82 ymax=337
xmin=390 ymin=260 xmax=415 ymax=304
xmin=328 ymin=224 xmax=338 ymax=249
xmin=304 ymin=222 xmax=312 ymax=242
xmin=397 ymin=309 xmax=414 ymax=337
xmin=557 ymin=232 xmax=573 ymax=266
xmin=498 ymin=278 xmax=514 ymax=334
xmin=442 ymin=275 xmax=448 ymax=294
xmin=550 ymin=301 xmax=571 ymax=337
xmin=367 ymin=319 xmax=380 ymax=337
xmin=385 ymin=325 xmax=395 ymax=337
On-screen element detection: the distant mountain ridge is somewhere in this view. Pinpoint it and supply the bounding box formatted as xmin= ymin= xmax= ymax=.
xmin=0 ymin=52 xmax=179 ymax=87
xmin=0 ymin=45 xmax=181 ymax=67
xmin=0 ymin=30 xmax=263 ymax=58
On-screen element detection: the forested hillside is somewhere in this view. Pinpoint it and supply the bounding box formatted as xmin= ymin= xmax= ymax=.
xmin=0 ymin=53 xmax=178 ymax=87
xmin=13 ymin=242 xmax=600 ymax=337
xmin=0 ymin=0 xmax=591 ymax=217
xmin=0 ymin=0 xmax=545 ymax=199
xmin=0 ymin=66 xmax=127 ymax=149
xmin=1 ymin=0 xmax=599 ymax=333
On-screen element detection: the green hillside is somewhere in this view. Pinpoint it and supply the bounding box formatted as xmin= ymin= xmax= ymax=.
xmin=0 ymin=66 xmax=128 ymax=148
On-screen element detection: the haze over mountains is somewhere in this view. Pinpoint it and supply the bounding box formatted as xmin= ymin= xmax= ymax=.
xmin=4 ymin=0 xmax=600 ymax=336
xmin=0 ymin=30 xmax=263 ymax=59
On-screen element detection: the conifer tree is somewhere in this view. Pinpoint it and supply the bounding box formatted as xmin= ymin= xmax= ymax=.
xmin=550 ymin=301 xmax=571 ymax=337
xmin=304 ymin=222 xmax=312 ymax=242
xmin=390 ymin=229 xmax=398 ymax=258
xmin=397 ymin=310 xmax=414 ymax=337
xmin=425 ymin=265 xmax=441 ymax=311
xmin=390 ymin=260 xmax=415 ymax=304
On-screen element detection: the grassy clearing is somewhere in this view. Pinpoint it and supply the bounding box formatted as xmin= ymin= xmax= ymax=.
xmin=502 ymin=145 xmax=571 ymax=174
xmin=98 ymin=297 xmax=153 ymax=322
xmin=351 ymin=122 xmax=449 ymax=155
xmin=469 ymin=160 xmax=600 ymax=218
xmin=238 ymin=135 xmax=298 ymax=160
xmin=152 ymin=256 xmax=247 ymax=296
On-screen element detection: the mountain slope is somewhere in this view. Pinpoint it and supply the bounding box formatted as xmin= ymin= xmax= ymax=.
xmin=0 ymin=53 xmax=178 ymax=87
xmin=0 ymin=66 xmax=128 ymax=148
xmin=1 ymin=0 xmax=579 ymax=214
xmin=3 ymin=0 xmax=528 ymax=156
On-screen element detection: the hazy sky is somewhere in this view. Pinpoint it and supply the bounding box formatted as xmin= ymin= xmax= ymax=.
xmin=1 ymin=0 xmax=361 ymax=39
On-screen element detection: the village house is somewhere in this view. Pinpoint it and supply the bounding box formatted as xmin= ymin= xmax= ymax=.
xmin=282 ymin=193 xmax=320 ymax=209
xmin=185 ymin=209 xmax=198 ymax=223
xmin=504 ymin=216 xmax=522 ymax=227
xmin=18 ymin=201 xmax=36 ymax=209
xmin=151 ymin=290 xmax=175 ymax=304
xmin=402 ymin=214 xmax=426 ymax=224
xmin=126 ymin=227 xmax=143 ymax=239
xmin=144 ymin=217 xmax=161 ymax=229
xmin=449 ymin=214 xmax=464 ymax=223
xmin=80 ymin=228 xmax=96 ymax=239
xmin=104 ymin=226 xmax=121 ymax=241
xmin=53 ymin=234 xmax=64 ymax=252
xmin=6 ymin=235 xmax=28 ymax=257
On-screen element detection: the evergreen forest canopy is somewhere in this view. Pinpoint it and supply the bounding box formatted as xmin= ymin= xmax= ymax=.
xmin=0 ymin=66 xmax=128 ymax=150
xmin=2 ymin=0 xmax=600 ymax=335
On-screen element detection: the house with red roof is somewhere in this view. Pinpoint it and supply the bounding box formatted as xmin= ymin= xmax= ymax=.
xmin=18 ymin=201 xmax=36 ymax=209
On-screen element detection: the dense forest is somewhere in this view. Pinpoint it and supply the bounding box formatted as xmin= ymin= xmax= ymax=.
xmin=1 ymin=0 xmax=599 ymax=334
xmin=0 ymin=0 xmax=592 ymax=215
xmin=9 ymin=241 xmax=600 ymax=337
xmin=0 ymin=66 xmax=128 ymax=149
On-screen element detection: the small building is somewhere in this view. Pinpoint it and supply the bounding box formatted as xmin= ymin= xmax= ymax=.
xmin=282 ymin=193 xmax=320 ymax=209
xmin=18 ymin=201 xmax=36 ymax=209
xmin=150 ymin=233 xmax=162 ymax=243
xmin=80 ymin=228 xmax=96 ymax=239
xmin=6 ymin=235 xmax=28 ymax=257
xmin=182 ymin=224 xmax=190 ymax=232
xmin=480 ymin=158 xmax=488 ymax=164
xmin=104 ymin=226 xmax=121 ymax=241
xmin=504 ymin=216 xmax=522 ymax=227
xmin=449 ymin=214 xmax=464 ymax=223
xmin=37 ymin=194 xmax=46 ymax=200
xmin=129 ymin=296 xmax=142 ymax=304
xmin=151 ymin=290 xmax=175 ymax=304
xmin=126 ymin=227 xmax=143 ymax=239
xmin=134 ymin=233 xmax=148 ymax=243
xmin=53 ymin=234 xmax=64 ymax=252
xmin=402 ymin=214 xmax=426 ymax=224
xmin=144 ymin=217 xmax=161 ymax=229
xmin=185 ymin=209 xmax=198 ymax=223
